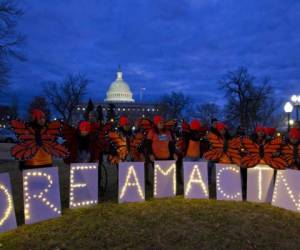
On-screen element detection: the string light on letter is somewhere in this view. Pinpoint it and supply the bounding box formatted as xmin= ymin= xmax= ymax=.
xmin=255 ymin=165 xmax=272 ymax=201
xmin=185 ymin=165 xmax=208 ymax=197
xmin=0 ymin=184 xmax=13 ymax=226
xmin=272 ymin=171 xmax=300 ymax=211
xmin=154 ymin=163 xmax=176 ymax=197
xmin=70 ymin=165 xmax=98 ymax=208
xmin=24 ymin=171 xmax=61 ymax=221
xmin=216 ymin=165 xmax=241 ymax=200
xmin=119 ymin=166 xmax=145 ymax=200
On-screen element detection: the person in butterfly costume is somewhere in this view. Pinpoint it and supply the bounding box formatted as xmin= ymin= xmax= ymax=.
xmin=176 ymin=119 xmax=207 ymax=162
xmin=241 ymin=126 xmax=286 ymax=169
xmin=117 ymin=116 xmax=134 ymax=161
xmin=10 ymin=109 xmax=69 ymax=170
xmin=281 ymin=128 xmax=300 ymax=170
xmin=62 ymin=119 xmax=113 ymax=163
xmin=204 ymin=122 xmax=242 ymax=165
xmin=145 ymin=115 xmax=178 ymax=184
xmin=129 ymin=117 xmax=152 ymax=162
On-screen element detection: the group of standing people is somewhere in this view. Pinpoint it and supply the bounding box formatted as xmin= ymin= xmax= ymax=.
xmin=10 ymin=109 xmax=300 ymax=190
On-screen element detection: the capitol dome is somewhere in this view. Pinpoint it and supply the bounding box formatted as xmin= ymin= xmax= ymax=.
xmin=105 ymin=69 xmax=135 ymax=103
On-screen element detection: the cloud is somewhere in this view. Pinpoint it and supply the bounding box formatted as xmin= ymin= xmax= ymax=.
xmin=4 ymin=0 xmax=300 ymax=112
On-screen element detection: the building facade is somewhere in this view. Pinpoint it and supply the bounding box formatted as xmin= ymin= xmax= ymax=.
xmin=75 ymin=68 xmax=160 ymax=123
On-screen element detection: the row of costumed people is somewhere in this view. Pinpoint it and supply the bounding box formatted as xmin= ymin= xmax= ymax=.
xmin=10 ymin=109 xmax=300 ymax=179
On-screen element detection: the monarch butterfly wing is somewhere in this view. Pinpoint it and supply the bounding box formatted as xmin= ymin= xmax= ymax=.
xmin=11 ymin=141 xmax=38 ymax=160
xmin=41 ymin=122 xmax=69 ymax=159
xmin=264 ymin=137 xmax=286 ymax=169
xmin=130 ymin=132 xmax=145 ymax=161
xmin=207 ymin=132 xmax=224 ymax=148
xmin=42 ymin=141 xmax=69 ymax=158
xmin=241 ymin=137 xmax=260 ymax=168
xmin=10 ymin=120 xmax=35 ymax=141
xmin=95 ymin=123 xmax=111 ymax=155
xmin=281 ymin=144 xmax=294 ymax=166
xmin=204 ymin=148 xmax=224 ymax=162
xmin=10 ymin=120 xmax=38 ymax=160
xmin=44 ymin=120 xmax=62 ymax=139
xmin=264 ymin=137 xmax=283 ymax=155
xmin=204 ymin=132 xmax=224 ymax=162
xmin=107 ymin=155 xmax=120 ymax=165
xmin=107 ymin=131 xmax=128 ymax=164
xmin=227 ymin=137 xmax=242 ymax=165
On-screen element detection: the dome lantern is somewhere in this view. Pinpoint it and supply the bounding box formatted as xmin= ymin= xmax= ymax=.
xmin=105 ymin=68 xmax=135 ymax=103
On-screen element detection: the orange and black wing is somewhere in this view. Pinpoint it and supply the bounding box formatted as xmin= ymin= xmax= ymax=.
xmin=263 ymin=137 xmax=286 ymax=169
xmin=281 ymin=144 xmax=295 ymax=167
xmin=41 ymin=121 xmax=69 ymax=158
xmin=241 ymin=137 xmax=260 ymax=168
xmin=130 ymin=132 xmax=145 ymax=161
xmin=10 ymin=120 xmax=38 ymax=160
xmin=282 ymin=143 xmax=300 ymax=169
xmin=204 ymin=132 xmax=225 ymax=162
xmin=94 ymin=122 xmax=114 ymax=155
xmin=107 ymin=131 xmax=128 ymax=164
xmin=227 ymin=137 xmax=242 ymax=165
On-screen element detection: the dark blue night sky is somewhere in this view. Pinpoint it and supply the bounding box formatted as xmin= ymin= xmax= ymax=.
xmin=3 ymin=0 xmax=300 ymax=109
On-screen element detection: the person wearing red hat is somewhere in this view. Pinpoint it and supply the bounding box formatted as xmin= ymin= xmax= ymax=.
xmin=75 ymin=121 xmax=93 ymax=162
xmin=251 ymin=125 xmax=269 ymax=145
xmin=265 ymin=127 xmax=276 ymax=140
xmin=215 ymin=122 xmax=231 ymax=140
xmin=24 ymin=109 xmax=50 ymax=168
xmin=12 ymin=109 xmax=68 ymax=170
xmin=282 ymin=128 xmax=300 ymax=169
xmin=31 ymin=109 xmax=46 ymax=126
xmin=146 ymin=115 xmax=177 ymax=185
xmin=182 ymin=119 xmax=205 ymax=161
xmin=117 ymin=116 xmax=133 ymax=161
xmin=147 ymin=115 xmax=177 ymax=161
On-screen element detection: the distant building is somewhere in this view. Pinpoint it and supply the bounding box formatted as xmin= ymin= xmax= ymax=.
xmin=0 ymin=105 xmax=17 ymax=128
xmin=75 ymin=68 xmax=160 ymax=123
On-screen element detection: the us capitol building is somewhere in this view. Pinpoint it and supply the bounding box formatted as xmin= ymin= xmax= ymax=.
xmin=76 ymin=68 xmax=160 ymax=121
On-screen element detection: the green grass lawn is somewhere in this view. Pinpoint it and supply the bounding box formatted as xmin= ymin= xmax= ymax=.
xmin=1 ymin=161 xmax=300 ymax=249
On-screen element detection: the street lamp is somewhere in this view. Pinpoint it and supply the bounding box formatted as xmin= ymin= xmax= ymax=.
xmin=284 ymin=102 xmax=293 ymax=132
xmin=290 ymin=95 xmax=300 ymax=120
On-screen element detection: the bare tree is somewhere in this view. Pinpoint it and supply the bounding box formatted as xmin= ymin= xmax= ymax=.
xmin=0 ymin=0 xmax=25 ymax=92
xmin=193 ymin=103 xmax=221 ymax=126
xmin=44 ymin=74 xmax=89 ymax=124
xmin=219 ymin=67 xmax=277 ymax=130
xmin=27 ymin=96 xmax=51 ymax=121
xmin=158 ymin=91 xmax=192 ymax=120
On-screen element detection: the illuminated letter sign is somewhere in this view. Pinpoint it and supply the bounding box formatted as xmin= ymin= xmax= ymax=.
xmin=154 ymin=161 xmax=176 ymax=198
xmin=184 ymin=162 xmax=209 ymax=199
xmin=70 ymin=163 xmax=98 ymax=208
xmin=119 ymin=162 xmax=145 ymax=203
xmin=247 ymin=164 xmax=274 ymax=203
xmin=216 ymin=164 xmax=242 ymax=201
xmin=272 ymin=169 xmax=300 ymax=212
xmin=23 ymin=167 xmax=61 ymax=224
xmin=0 ymin=173 xmax=17 ymax=233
